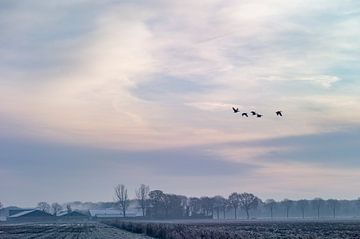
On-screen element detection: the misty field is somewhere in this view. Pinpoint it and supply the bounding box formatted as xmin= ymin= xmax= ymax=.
xmin=3 ymin=220 xmax=360 ymax=239
xmin=0 ymin=222 xmax=152 ymax=239
xmin=108 ymin=220 xmax=360 ymax=239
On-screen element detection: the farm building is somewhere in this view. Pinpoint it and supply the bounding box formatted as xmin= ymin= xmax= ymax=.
xmin=57 ymin=210 xmax=89 ymax=221
xmin=7 ymin=209 xmax=54 ymax=222
xmin=8 ymin=208 xmax=34 ymax=216
xmin=0 ymin=207 xmax=26 ymax=221
xmin=89 ymin=209 xmax=140 ymax=219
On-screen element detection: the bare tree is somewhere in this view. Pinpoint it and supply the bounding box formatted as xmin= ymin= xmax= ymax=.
xmin=66 ymin=204 xmax=72 ymax=213
xmin=281 ymin=199 xmax=293 ymax=218
xmin=297 ymin=199 xmax=308 ymax=219
xmin=180 ymin=195 xmax=189 ymax=217
xmin=163 ymin=194 xmax=172 ymax=217
xmin=213 ymin=196 xmax=226 ymax=220
xmin=37 ymin=202 xmax=51 ymax=213
xmin=149 ymin=190 xmax=166 ymax=217
xmin=327 ymin=199 xmax=338 ymax=218
xmin=189 ymin=197 xmax=201 ymax=216
xmin=114 ymin=184 xmax=129 ymax=217
xmin=312 ymin=198 xmax=324 ymax=219
xmin=136 ymin=184 xmax=150 ymax=217
xmin=239 ymin=193 xmax=260 ymax=220
xmin=228 ymin=192 xmax=240 ymax=219
xmin=265 ymin=199 xmax=276 ymax=219
xmin=222 ymin=198 xmax=229 ymax=219
xmin=51 ymin=203 xmax=62 ymax=216
xmin=199 ymin=196 xmax=213 ymax=217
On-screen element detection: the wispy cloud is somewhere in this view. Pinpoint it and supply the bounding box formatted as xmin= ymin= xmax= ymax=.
xmin=1 ymin=0 xmax=360 ymax=204
xmin=2 ymin=127 xmax=360 ymax=206
xmin=1 ymin=0 xmax=359 ymax=149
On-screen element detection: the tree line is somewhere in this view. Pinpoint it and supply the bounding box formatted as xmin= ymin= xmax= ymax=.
xmin=36 ymin=202 xmax=72 ymax=215
xmin=114 ymin=184 xmax=360 ymax=219
xmin=3 ymin=186 xmax=360 ymax=220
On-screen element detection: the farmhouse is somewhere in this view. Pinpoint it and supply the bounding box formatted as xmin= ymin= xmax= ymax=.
xmin=8 ymin=208 xmax=34 ymax=216
xmin=7 ymin=209 xmax=54 ymax=222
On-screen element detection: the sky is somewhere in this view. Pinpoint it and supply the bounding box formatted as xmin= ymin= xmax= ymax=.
xmin=1 ymin=0 xmax=360 ymax=207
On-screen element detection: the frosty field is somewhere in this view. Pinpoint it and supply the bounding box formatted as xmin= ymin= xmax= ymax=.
xmin=109 ymin=219 xmax=360 ymax=239
xmin=3 ymin=220 xmax=360 ymax=239
xmin=0 ymin=222 xmax=152 ymax=239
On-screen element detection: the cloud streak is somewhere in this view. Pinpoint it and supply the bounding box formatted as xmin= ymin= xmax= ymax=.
xmin=1 ymin=0 xmax=360 ymax=149
xmin=1 ymin=0 xmax=360 ymax=204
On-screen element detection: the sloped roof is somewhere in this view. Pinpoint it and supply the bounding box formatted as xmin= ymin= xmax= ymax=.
xmin=8 ymin=208 xmax=33 ymax=216
xmin=58 ymin=211 xmax=87 ymax=217
xmin=9 ymin=209 xmax=53 ymax=218
xmin=9 ymin=210 xmax=34 ymax=217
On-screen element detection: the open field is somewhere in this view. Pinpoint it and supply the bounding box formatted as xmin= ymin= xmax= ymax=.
xmin=3 ymin=220 xmax=360 ymax=239
xmin=0 ymin=222 xmax=153 ymax=239
xmin=108 ymin=219 xmax=360 ymax=239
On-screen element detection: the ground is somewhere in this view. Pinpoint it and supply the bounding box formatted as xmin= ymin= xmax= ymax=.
xmin=3 ymin=220 xmax=360 ymax=239
xmin=0 ymin=222 xmax=153 ymax=239
xmin=110 ymin=219 xmax=360 ymax=239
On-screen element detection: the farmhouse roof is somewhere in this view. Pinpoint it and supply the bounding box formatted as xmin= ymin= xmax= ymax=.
xmin=89 ymin=209 xmax=138 ymax=217
xmin=9 ymin=209 xmax=53 ymax=218
xmin=8 ymin=208 xmax=34 ymax=216
xmin=57 ymin=211 xmax=88 ymax=217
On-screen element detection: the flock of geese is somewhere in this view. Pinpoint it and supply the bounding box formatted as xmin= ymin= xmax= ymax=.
xmin=232 ymin=107 xmax=283 ymax=118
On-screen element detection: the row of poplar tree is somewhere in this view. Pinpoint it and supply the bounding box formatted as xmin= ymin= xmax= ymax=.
xmin=114 ymin=184 xmax=360 ymax=219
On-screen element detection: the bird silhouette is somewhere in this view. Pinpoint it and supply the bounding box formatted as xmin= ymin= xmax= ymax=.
xmin=250 ymin=111 xmax=257 ymax=115
xmin=242 ymin=113 xmax=248 ymax=117
xmin=276 ymin=111 xmax=282 ymax=116
xmin=232 ymin=107 xmax=239 ymax=113
xmin=256 ymin=114 xmax=263 ymax=118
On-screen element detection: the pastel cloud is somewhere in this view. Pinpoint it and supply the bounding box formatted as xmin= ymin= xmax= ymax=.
xmin=1 ymin=0 xmax=359 ymax=150
xmin=2 ymin=128 xmax=360 ymax=206
xmin=1 ymin=0 xmax=360 ymax=205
